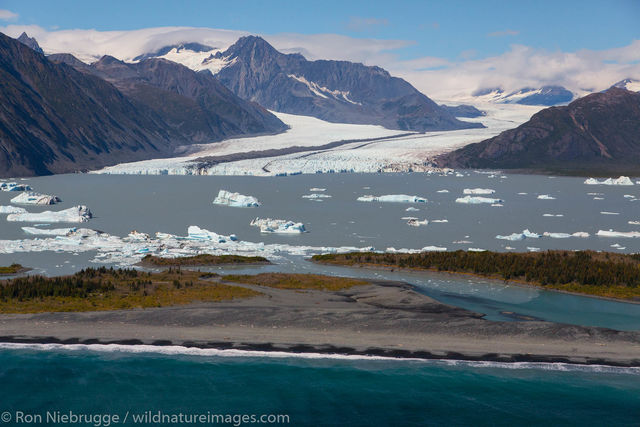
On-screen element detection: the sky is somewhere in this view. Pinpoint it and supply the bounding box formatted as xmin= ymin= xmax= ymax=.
xmin=1 ymin=0 xmax=639 ymax=99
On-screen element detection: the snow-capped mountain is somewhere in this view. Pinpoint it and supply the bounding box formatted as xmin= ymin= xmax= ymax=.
xmin=611 ymin=78 xmax=640 ymax=92
xmin=471 ymin=85 xmax=574 ymax=106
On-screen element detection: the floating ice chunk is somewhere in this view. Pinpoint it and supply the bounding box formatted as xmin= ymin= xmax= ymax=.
xmin=542 ymin=232 xmax=590 ymax=239
xmin=496 ymin=229 xmax=541 ymax=241
xmin=455 ymin=173 xmax=464 ymax=177
xmin=406 ymin=218 xmax=428 ymax=227
xmin=357 ymin=194 xmax=427 ymax=203
xmin=491 ymin=203 xmax=503 ymax=207
xmin=309 ymin=188 xmax=326 ymax=192
xmin=527 ymin=247 xmax=541 ymax=252
xmin=537 ymin=194 xmax=556 ymax=200
xmin=505 ymin=246 xmax=515 ymax=250
xmin=0 ymin=205 xmax=27 ymax=214
xmin=468 ymin=248 xmax=486 ymax=252
xmin=597 ymin=230 xmax=640 ymax=238
xmin=386 ymin=245 xmax=446 ymax=253
xmin=436 ymin=189 xmax=449 ymax=193
xmin=431 ymin=219 xmax=448 ymax=223
xmin=302 ymin=193 xmax=331 ymax=199
xmin=405 ymin=207 xmax=420 ymax=212
xmin=600 ymin=211 xmax=620 ymax=215
xmin=250 ymin=218 xmax=306 ymax=234
xmin=212 ymin=190 xmax=261 ymax=207
xmin=187 ymin=226 xmax=237 ymax=242
xmin=624 ymin=195 xmax=635 ymax=199
xmin=629 ymin=221 xmax=640 ymax=225
xmin=463 ymin=188 xmax=495 ymax=195
xmin=11 ymin=192 xmax=61 ymax=205
xmin=610 ymin=244 xmax=626 ymax=250
xmin=517 ymin=192 xmax=528 ymax=195
xmin=6 ymin=206 xmax=92 ymax=223
xmin=127 ymin=230 xmax=150 ymax=240
xmin=593 ymin=197 xmax=604 ymax=200
xmin=543 ymin=213 xmax=564 ymax=217
xmin=584 ymin=176 xmax=634 ymax=186
xmin=455 ymin=196 xmax=503 ymax=204
xmin=0 ymin=182 xmax=32 ymax=192
xmin=22 ymin=227 xmax=76 ymax=236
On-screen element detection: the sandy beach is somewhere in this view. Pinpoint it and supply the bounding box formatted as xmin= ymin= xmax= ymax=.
xmin=1 ymin=280 xmax=639 ymax=366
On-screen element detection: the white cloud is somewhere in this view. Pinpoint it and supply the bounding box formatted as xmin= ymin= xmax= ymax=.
xmin=487 ymin=29 xmax=519 ymax=37
xmin=0 ymin=9 xmax=18 ymax=21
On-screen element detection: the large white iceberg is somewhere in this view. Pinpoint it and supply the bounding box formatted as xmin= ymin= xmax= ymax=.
xmin=463 ymin=188 xmax=495 ymax=195
xmin=250 ymin=217 xmax=306 ymax=234
xmin=455 ymin=196 xmax=503 ymax=204
xmin=11 ymin=192 xmax=61 ymax=205
xmin=187 ymin=225 xmax=237 ymax=242
xmin=0 ymin=182 xmax=32 ymax=192
xmin=0 ymin=205 xmax=27 ymax=214
xmin=584 ymin=176 xmax=634 ymax=186
xmin=212 ymin=190 xmax=260 ymax=207
xmin=596 ymin=230 xmax=640 ymax=238
xmin=357 ymin=194 xmax=427 ymax=203
xmin=495 ymin=229 xmax=541 ymax=241
xmin=6 ymin=205 xmax=92 ymax=223
xmin=22 ymin=227 xmax=76 ymax=236
xmin=542 ymin=232 xmax=590 ymax=239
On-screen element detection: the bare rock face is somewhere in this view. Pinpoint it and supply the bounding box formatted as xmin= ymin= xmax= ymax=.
xmin=438 ymin=88 xmax=640 ymax=175
xmin=213 ymin=36 xmax=483 ymax=132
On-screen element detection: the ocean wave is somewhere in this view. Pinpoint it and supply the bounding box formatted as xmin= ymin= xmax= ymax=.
xmin=1 ymin=342 xmax=638 ymax=374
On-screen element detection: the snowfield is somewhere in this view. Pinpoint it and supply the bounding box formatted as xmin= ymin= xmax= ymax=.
xmin=94 ymin=104 xmax=540 ymax=177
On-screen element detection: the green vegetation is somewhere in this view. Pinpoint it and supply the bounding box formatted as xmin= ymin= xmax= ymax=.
xmin=0 ymin=267 xmax=260 ymax=313
xmin=139 ymin=254 xmax=270 ymax=266
xmin=222 ymin=273 xmax=368 ymax=291
xmin=313 ymin=251 xmax=640 ymax=300
xmin=0 ymin=264 xmax=24 ymax=275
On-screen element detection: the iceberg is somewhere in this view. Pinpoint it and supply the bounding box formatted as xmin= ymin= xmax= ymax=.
xmin=455 ymin=196 xmax=503 ymax=204
xmin=0 ymin=205 xmax=27 ymax=214
xmin=496 ymin=229 xmax=541 ymax=241
xmin=584 ymin=176 xmax=634 ymax=186
xmin=463 ymin=188 xmax=495 ymax=195
xmin=629 ymin=221 xmax=640 ymax=225
xmin=302 ymin=194 xmax=332 ymax=199
xmin=436 ymin=189 xmax=449 ymax=193
xmin=187 ymin=226 xmax=237 ymax=242
xmin=22 ymin=227 xmax=76 ymax=236
xmin=405 ymin=207 xmax=420 ymax=212
xmin=596 ymin=230 xmax=640 ymax=238
xmin=357 ymin=194 xmax=427 ymax=203
xmin=127 ymin=230 xmax=150 ymax=241
xmin=10 ymin=192 xmax=61 ymax=205
xmin=431 ymin=219 xmax=448 ymax=223
xmin=212 ymin=190 xmax=260 ymax=207
xmin=537 ymin=195 xmax=556 ymax=200
xmin=250 ymin=218 xmax=306 ymax=234
xmin=600 ymin=211 xmax=619 ymax=215
xmin=406 ymin=218 xmax=428 ymax=227
xmin=542 ymin=232 xmax=590 ymax=239
xmin=309 ymin=188 xmax=326 ymax=192
xmin=543 ymin=213 xmax=564 ymax=217
xmin=6 ymin=206 xmax=92 ymax=223
xmin=0 ymin=182 xmax=32 ymax=192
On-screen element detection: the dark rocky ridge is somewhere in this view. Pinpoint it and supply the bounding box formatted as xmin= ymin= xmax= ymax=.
xmin=438 ymin=88 xmax=640 ymax=175
xmin=440 ymin=104 xmax=485 ymax=118
xmin=16 ymin=32 xmax=44 ymax=54
xmin=213 ymin=36 xmax=482 ymax=132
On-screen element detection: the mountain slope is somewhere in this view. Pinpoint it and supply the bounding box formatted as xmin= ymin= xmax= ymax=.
xmin=438 ymin=88 xmax=640 ymax=175
xmin=50 ymin=54 xmax=287 ymax=142
xmin=210 ymin=36 xmax=480 ymax=132
xmin=472 ymin=86 xmax=574 ymax=106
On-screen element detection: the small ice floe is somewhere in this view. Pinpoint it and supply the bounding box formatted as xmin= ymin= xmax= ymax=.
xmin=431 ymin=219 xmax=448 ymax=223
xmin=468 ymin=248 xmax=486 ymax=252
xmin=537 ymin=194 xmax=556 ymax=200
xmin=386 ymin=245 xmax=446 ymax=253
xmin=491 ymin=203 xmax=503 ymax=207
xmin=302 ymin=193 xmax=331 ymax=199
xmin=596 ymin=230 xmax=640 ymax=238
xmin=517 ymin=192 xmax=528 ymax=195
xmin=6 ymin=206 xmax=92 ymax=223
xmin=405 ymin=207 xmax=420 ymax=212
xmin=624 ymin=195 xmax=635 ymax=199
xmin=629 ymin=221 xmax=640 ymax=225
xmin=357 ymin=194 xmax=427 ymax=203
xmin=406 ymin=218 xmax=428 ymax=227
xmin=0 ymin=205 xmax=27 ymax=214
xmin=453 ymin=240 xmax=473 ymax=244
xmin=542 ymin=232 xmax=590 ymax=239
xmin=10 ymin=192 xmax=61 ymax=205
xmin=0 ymin=182 xmax=32 ymax=192
xmin=250 ymin=217 xmax=306 ymax=234
xmin=543 ymin=213 xmax=564 ymax=217
xmin=496 ymin=229 xmax=541 ymax=241
xmin=455 ymin=173 xmax=464 ymax=177
xmin=505 ymin=246 xmax=515 ymax=250
xmin=527 ymin=247 xmax=541 ymax=252
xmin=584 ymin=176 xmax=634 ymax=186
xmin=600 ymin=211 xmax=620 ymax=215
xmin=212 ymin=190 xmax=260 ymax=207
xmin=187 ymin=226 xmax=237 ymax=242
xmin=436 ymin=189 xmax=449 ymax=193
xmin=22 ymin=227 xmax=76 ymax=236
xmin=463 ymin=188 xmax=495 ymax=195
xmin=309 ymin=188 xmax=326 ymax=192
xmin=593 ymin=197 xmax=604 ymax=200
xmin=455 ymin=196 xmax=503 ymax=204
xmin=127 ymin=230 xmax=150 ymax=241
xmin=610 ymin=244 xmax=626 ymax=250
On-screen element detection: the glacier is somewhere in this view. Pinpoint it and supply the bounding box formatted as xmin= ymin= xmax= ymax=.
xmin=11 ymin=192 xmax=61 ymax=205
xmin=357 ymin=194 xmax=427 ymax=203
xmin=212 ymin=190 xmax=261 ymax=207
xmin=455 ymin=196 xmax=503 ymax=204
xmin=463 ymin=188 xmax=495 ymax=195
xmin=250 ymin=218 xmax=306 ymax=234
xmin=6 ymin=206 xmax=92 ymax=223
xmin=584 ymin=176 xmax=634 ymax=186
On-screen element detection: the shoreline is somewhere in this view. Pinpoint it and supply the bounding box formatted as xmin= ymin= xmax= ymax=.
xmin=1 ymin=280 xmax=639 ymax=368
xmin=310 ymin=260 xmax=640 ymax=305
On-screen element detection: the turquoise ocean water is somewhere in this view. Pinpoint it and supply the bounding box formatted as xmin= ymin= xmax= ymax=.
xmin=0 ymin=345 xmax=638 ymax=426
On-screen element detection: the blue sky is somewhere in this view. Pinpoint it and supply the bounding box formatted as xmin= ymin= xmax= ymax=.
xmin=2 ymin=0 xmax=639 ymax=61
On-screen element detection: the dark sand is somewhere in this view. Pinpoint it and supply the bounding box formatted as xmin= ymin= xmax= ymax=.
xmin=1 ymin=280 xmax=639 ymax=366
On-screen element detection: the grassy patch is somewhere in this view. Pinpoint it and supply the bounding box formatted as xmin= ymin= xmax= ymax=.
xmin=139 ymin=254 xmax=270 ymax=266
xmin=0 ymin=264 xmax=25 ymax=275
xmin=312 ymin=251 xmax=640 ymax=300
xmin=222 ymin=273 xmax=368 ymax=291
xmin=0 ymin=267 xmax=260 ymax=314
